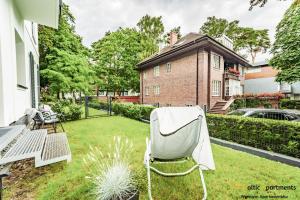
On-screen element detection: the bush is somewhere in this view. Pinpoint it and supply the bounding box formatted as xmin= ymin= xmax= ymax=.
xmin=51 ymin=100 xmax=82 ymax=121
xmin=112 ymin=103 xmax=155 ymax=120
xmin=231 ymin=98 xmax=276 ymax=110
xmin=280 ymin=99 xmax=300 ymax=110
xmin=88 ymin=100 xmax=109 ymax=111
xmin=206 ymin=114 xmax=300 ymax=158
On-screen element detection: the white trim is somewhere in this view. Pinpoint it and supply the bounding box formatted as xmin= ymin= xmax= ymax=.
xmin=212 ymin=80 xmax=221 ymax=96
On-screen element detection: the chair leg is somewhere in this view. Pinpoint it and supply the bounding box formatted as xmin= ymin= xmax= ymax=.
xmin=53 ymin=123 xmax=57 ymax=133
xmin=146 ymin=139 xmax=153 ymax=200
xmin=59 ymin=121 xmax=65 ymax=132
xmin=199 ymin=168 xmax=207 ymax=200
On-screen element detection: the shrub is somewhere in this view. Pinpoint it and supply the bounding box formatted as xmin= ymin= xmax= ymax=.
xmin=84 ymin=137 xmax=137 ymax=200
xmin=111 ymin=103 xmax=156 ymax=121
xmin=206 ymin=114 xmax=300 ymax=158
xmin=280 ymin=99 xmax=300 ymax=110
xmin=51 ymin=100 xmax=82 ymax=121
xmin=231 ymin=98 xmax=276 ymax=110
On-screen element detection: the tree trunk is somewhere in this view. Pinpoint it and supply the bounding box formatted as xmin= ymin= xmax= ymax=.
xmin=96 ymin=86 xmax=99 ymax=96
xmin=251 ymin=51 xmax=257 ymax=64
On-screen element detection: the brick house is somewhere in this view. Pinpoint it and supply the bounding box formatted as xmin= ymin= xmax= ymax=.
xmin=137 ymin=32 xmax=251 ymax=112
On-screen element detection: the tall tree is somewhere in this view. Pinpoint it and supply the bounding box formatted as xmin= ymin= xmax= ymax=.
xmin=39 ymin=4 xmax=94 ymax=98
xmin=200 ymin=16 xmax=240 ymax=41
xmin=249 ymin=0 xmax=287 ymax=10
xmin=92 ymin=28 xmax=144 ymax=94
xmin=235 ymin=28 xmax=270 ymax=64
xmin=137 ymin=15 xmax=164 ymax=58
xmin=200 ymin=16 xmax=270 ymax=63
xmin=249 ymin=0 xmax=268 ymax=10
xmin=270 ymin=0 xmax=300 ymax=83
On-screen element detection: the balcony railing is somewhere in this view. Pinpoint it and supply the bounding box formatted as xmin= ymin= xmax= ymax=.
xmin=224 ymin=72 xmax=240 ymax=81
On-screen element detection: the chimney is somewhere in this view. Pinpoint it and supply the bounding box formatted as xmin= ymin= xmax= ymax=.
xmin=169 ymin=31 xmax=178 ymax=46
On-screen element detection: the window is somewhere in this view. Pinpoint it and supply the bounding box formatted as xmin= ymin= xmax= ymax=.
xmin=212 ymin=54 xmax=221 ymax=70
xmin=15 ymin=30 xmax=26 ymax=88
xmin=153 ymin=85 xmax=160 ymax=95
xmin=166 ymin=104 xmax=172 ymax=107
xmin=250 ymin=112 xmax=265 ymax=119
xmin=154 ymin=66 xmax=160 ymax=77
xmin=228 ymin=110 xmax=246 ymax=116
xmin=225 ymin=80 xmax=230 ymax=96
xmin=212 ymin=80 xmax=221 ymax=96
xmin=145 ymin=87 xmax=149 ymax=96
xmin=143 ymin=71 xmax=147 ymax=79
xmin=166 ymin=63 xmax=171 ymax=73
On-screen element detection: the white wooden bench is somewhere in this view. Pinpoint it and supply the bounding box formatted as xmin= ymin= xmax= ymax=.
xmin=0 ymin=118 xmax=71 ymax=200
xmin=0 ymin=127 xmax=71 ymax=167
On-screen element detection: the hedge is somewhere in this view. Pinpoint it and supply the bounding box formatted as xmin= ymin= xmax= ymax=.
xmin=88 ymin=102 xmax=300 ymax=158
xmin=87 ymin=101 xmax=155 ymax=121
xmin=230 ymin=98 xmax=272 ymax=110
xmin=112 ymin=103 xmax=155 ymax=121
xmin=206 ymin=114 xmax=300 ymax=158
xmin=50 ymin=100 xmax=82 ymax=121
xmin=88 ymin=100 xmax=109 ymax=111
xmin=280 ymin=99 xmax=300 ymax=110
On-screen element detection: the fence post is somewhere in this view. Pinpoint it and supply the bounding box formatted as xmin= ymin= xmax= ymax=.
xmin=85 ymin=96 xmax=89 ymax=119
xmin=109 ymin=96 xmax=112 ymax=116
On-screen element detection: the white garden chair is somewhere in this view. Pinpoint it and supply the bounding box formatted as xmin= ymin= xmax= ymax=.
xmin=144 ymin=106 xmax=215 ymax=200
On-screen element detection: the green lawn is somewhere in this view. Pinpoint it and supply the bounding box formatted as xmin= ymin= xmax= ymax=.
xmin=5 ymin=113 xmax=300 ymax=200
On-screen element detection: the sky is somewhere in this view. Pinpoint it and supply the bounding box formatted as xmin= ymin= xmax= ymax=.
xmin=64 ymin=0 xmax=292 ymax=62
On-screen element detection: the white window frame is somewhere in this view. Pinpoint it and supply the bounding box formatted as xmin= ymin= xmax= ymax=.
xmin=153 ymin=85 xmax=160 ymax=95
xmin=143 ymin=71 xmax=147 ymax=79
xmin=166 ymin=63 xmax=171 ymax=73
xmin=212 ymin=80 xmax=221 ymax=96
xmin=212 ymin=54 xmax=221 ymax=70
xmin=145 ymin=86 xmax=149 ymax=96
xmin=154 ymin=66 xmax=160 ymax=77
xmin=15 ymin=30 xmax=26 ymax=88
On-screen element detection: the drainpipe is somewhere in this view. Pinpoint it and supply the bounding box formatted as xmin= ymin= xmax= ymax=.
xmin=207 ymin=50 xmax=211 ymax=110
xmin=196 ymin=49 xmax=199 ymax=105
xmin=141 ymin=72 xmax=143 ymax=104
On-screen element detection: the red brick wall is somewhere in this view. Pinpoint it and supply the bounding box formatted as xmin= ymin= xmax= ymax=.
xmin=141 ymin=51 xmax=198 ymax=106
xmin=139 ymin=50 xmax=229 ymax=109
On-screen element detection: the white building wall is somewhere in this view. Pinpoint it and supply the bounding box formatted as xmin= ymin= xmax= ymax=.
xmin=0 ymin=0 xmax=39 ymax=126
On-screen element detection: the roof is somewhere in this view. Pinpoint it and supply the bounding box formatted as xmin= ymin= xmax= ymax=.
xmin=235 ymin=108 xmax=300 ymax=115
xmin=137 ymin=33 xmax=251 ymax=69
xmin=252 ymin=60 xmax=269 ymax=67
xmin=14 ymin=0 xmax=61 ymax=28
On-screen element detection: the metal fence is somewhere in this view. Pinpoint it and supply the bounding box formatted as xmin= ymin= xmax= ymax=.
xmin=84 ymin=96 xmax=112 ymax=118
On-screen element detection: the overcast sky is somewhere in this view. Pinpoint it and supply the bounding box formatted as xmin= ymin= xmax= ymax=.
xmin=64 ymin=0 xmax=292 ymax=62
